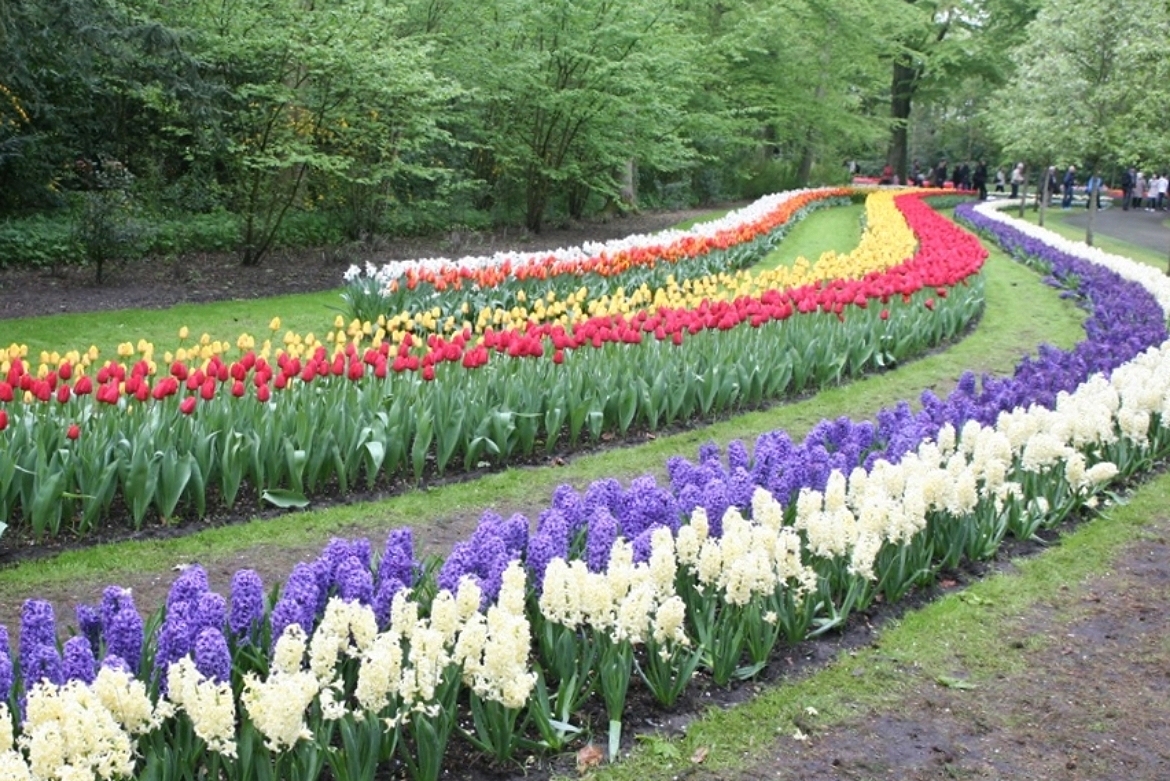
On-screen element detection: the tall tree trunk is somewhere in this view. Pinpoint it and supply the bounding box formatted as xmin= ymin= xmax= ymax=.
xmin=888 ymin=57 xmax=917 ymax=184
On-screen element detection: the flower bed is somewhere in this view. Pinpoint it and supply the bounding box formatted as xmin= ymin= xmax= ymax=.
xmin=7 ymin=194 xmax=1169 ymax=781
xmin=0 ymin=190 xmax=983 ymax=539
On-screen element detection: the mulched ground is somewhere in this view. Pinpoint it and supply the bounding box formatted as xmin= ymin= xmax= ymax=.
xmin=0 ymin=208 xmax=722 ymax=320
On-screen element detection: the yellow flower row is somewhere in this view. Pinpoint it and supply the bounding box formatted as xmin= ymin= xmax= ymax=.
xmin=3 ymin=191 xmax=916 ymax=380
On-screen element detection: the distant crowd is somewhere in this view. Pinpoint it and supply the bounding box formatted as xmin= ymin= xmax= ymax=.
xmin=860 ymin=159 xmax=1170 ymax=212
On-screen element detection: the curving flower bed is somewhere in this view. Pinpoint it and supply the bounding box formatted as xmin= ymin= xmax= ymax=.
xmin=0 ymin=190 xmax=983 ymax=540
xmin=3 ymin=195 xmax=1170 ymax=781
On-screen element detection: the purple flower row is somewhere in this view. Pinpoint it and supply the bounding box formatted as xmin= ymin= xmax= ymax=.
xmin=2 ymin=200 xmax=1163 ymax=705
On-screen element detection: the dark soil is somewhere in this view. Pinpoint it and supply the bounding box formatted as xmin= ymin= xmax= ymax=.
xmin=726 ymin=511 xmax=1170 ymax=781
xmin=0 ymin=208 xmax=725 ymax=321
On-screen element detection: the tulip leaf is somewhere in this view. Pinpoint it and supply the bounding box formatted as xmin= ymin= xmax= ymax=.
xmin=260 ymin=489 xmax=310 ymax=509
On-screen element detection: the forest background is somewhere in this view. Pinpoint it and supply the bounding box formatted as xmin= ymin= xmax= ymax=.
xmin=2 ymin=0 xmax=1168 ymax=274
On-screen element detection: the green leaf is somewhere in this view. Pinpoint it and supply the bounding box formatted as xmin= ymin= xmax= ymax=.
xmin=260 ymin=489 xmax=310 ymax=509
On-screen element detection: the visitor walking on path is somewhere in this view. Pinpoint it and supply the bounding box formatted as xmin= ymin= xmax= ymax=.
xmin=1010 ymin=162 xmax=1024 ymax=198
xmin=1122 ymin=167 xmax=1135 ymax=211
xmin=1062 ymin=165 xmax=1077 ymax=209
xmin=1135 ymin=171 xmax=1147 ymax=210
xmin=994 ymin=167 xmax=1006 ymax=193
xmin=973 ymin=161 xmax=988 ymax=200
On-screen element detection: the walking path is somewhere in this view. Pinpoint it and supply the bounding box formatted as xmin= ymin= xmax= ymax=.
xmin=1059 ymin=206 xmax=1169 ymax=255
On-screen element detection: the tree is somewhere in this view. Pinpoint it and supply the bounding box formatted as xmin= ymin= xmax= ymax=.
xmin=424 ymin=0 xmax=701 ymax=231
xmin=723 ymin=0 xmax=897 ymax=188
xmin=987 ymin=0 xmax=1169 ymax=243
xmin=886 ymin=0 xmax=1040 ymax=182
xmin=151 ymin=0 xmax=458 ymax=265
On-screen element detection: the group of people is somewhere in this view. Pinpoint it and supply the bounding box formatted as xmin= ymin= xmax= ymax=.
xmin=866 ymin=159 xmax=1168 ymax=212
xmin=1119 ymin=168 xmax=1170 ymax=211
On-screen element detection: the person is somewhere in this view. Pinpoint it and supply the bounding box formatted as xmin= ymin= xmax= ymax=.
xmin=1061 ymin=165 xmax=1077 ymax=209
xmin=881 ymin=163 xmax=893 ymax=185
xmin=1010 ymin=162 xmax=1024 ymax=198
xmin=994 ymin=167 xmax=1006 ymax=193
xmin=952 ymin=162 xmax=963 ymax=190
xmin=1121 ymin=167 xmax=1135 ymax=211
xmin=1084 ymin=173 xmax=1102 ymax=210
xmin=1146 ymin=174 xmax=1159 ymax=211
xmin=1046 ymin=166 xmax=1060 ymax=206
xmin=934 ymin=160 xmax=948 ymax=188
xmin=910 ymin=160 xmax=923 ymax=187
xmin=1157 ymin=173 xmax=1168 ymax=210
xmin=973 ymin=161 xmax=988 ymax=200
xmin=1135 ymin=171 xmax=1147 ymax=210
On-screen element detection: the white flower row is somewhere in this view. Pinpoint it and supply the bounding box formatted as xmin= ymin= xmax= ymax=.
xmin=973 ymin=200 xmax=1170 ymax=316
xmin=343 ymin=188 xmax=836 ymax=287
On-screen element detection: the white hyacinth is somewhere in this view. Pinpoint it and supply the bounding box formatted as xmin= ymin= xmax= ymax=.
xmin=165 ymin=658 xmax=237 ymax=757
xmin=20 ymin=680 xmax=136 ymax=781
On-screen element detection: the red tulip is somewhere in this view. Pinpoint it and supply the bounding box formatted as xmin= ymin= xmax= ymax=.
xmin=0 ymin=382 xmax=11 ymax=402
xmin=66 ymin=423 xmax=80 ymax=440
xmin=56 ymin=385 xmax=71 ymax=404
xmin=73 ymin=375 xmax=93 ymax=395
xmin=0 ymin=410 xmax=7 ymax=431
xmin=880 ymin=309 xmax=890 ymax=321
xmin=422 ymin=365 xmax=436 ymax=382
xmin=58 ymin=362 xmax=72 ymax=381
xmin=256 ymin=384 xmax=271 ymax=402
xmin=180 ymin=396 xmax=197 ymax=415
xmin=231 ymin=380 xmax=245 ymax=397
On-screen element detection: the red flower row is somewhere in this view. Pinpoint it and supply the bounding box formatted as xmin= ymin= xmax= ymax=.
xmin=0 ymin=192 xmax=984 ymax=424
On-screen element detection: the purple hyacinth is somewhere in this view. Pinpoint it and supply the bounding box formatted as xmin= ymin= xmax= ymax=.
xmin=372 ymin=577 xmax=406 ymax=628
xmin=437 ymin=541 xmax=480 ymax=595
xmin=585 ymin=509 xmax=619 ymax=573
xmin=336 ymin=555 xmax=374 ymax=605
xmin=476 ymin=537 xmax=510 ymax=605
xmin=727 ymin=440 xmax=750 ymax=473
xmin=631 ymin=527 xmax=658 ymax=564
xmin=193 ymin=627 xmax=232 ymax=684
xmin=0 ymin=626 xmax=8 ymax=658
xmin=525 ymin=511 xmax=570 ymax=592
xmin=378 ymin=528 xmax=416 ymax=588
xmin=270 ymin=563 xmax=321 ymax=642
xmin=551 ymin=484 xmax=588 ymax=533
xmin=104 ymin=601 xmax=144 ymax=675
xmin=229 ymin=570 xmax=266 ymax=643
xmin=19 ymin=600 xmax=57 ymax=674
xmin=101 ymin=654 xmax=130 ymax=673
xmin=153 ymin=615 xmax=193 ymax=691
xmin=167 ymin=566 xmax=209 ymax=613
xmin=0 ymin=649 xmax=13 ymax=702
xmin=62 ymin=636 xmax=97 ymax=685
xmin=23 ymin=643 xmax=63 ymax=688
xmin=195 ymin=592 xmax=227 ymax=635
xmin=626 ymin=475 xmax=683 ymax=537
xmin=75 ymin=604 xmax=103 ymax=652
xmin=584 ymin=479 xmax=623 ymax=518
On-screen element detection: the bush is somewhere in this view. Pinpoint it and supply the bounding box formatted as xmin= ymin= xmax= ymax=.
xmin=0 ymin=214 xmax=79 ymax=268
